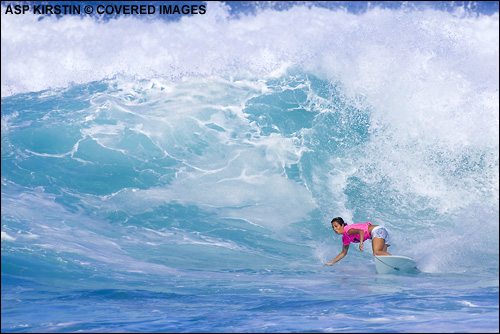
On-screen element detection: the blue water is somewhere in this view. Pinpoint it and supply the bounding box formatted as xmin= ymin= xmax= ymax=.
xmin=2 ymin=1 xmax=499 ymax=332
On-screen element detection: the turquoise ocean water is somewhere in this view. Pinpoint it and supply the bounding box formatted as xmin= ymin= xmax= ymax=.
xmin=2 ymin=1 xmax=499 ymax=332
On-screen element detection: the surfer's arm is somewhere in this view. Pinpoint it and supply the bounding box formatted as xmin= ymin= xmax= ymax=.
xmin=324 ymin=244 xmax=349 ymax=265
xmin=347 ymin=228 xmax=364 ymax=252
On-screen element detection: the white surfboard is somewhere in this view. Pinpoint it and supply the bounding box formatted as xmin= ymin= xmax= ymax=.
xmin=374 ymin=255 xmax=419 ymax=275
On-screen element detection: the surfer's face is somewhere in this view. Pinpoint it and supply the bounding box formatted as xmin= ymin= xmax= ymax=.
xmin=331 ymin=221 xmax=344 ymax=234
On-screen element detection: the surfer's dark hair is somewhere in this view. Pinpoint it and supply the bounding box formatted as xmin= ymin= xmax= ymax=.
xmin=331 ymin=217 xmax=346 ymax=226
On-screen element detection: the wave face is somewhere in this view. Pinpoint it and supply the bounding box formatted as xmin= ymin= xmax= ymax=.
xmin=2 ymin=2 xmax=499 ymax=332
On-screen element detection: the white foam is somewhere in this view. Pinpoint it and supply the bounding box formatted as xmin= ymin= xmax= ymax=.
xmin=3 ymin=4 xmax=497 ymax=98
xmin=1 ymin=231 xmax=16 ymax=241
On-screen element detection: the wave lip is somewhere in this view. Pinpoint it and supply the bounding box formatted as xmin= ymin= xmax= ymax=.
xmin=2 ymin=2 xmax=499 ymax=97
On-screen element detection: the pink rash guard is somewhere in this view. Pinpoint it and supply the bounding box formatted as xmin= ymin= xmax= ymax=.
xmin=342 ymin=222 xmax=372 ymax=246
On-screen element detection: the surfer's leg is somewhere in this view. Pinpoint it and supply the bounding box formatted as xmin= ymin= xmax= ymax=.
xmin=372 ymin=237 xmax=391 ymax=256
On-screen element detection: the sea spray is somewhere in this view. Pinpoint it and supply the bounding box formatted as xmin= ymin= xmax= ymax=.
xmin=2 ymin=2 xmax=498 ymax=332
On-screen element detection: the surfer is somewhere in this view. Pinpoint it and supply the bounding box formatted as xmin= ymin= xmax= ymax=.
xmin=324 ymin=217 xmax=391 ymax=266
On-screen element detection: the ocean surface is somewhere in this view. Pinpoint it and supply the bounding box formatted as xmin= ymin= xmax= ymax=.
xmin=1 ymin=1 xmax=499 ymax=332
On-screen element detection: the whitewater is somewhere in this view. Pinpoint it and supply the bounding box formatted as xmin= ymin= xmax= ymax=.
xmin=2 ymin=1 xmax=499 ymax=332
